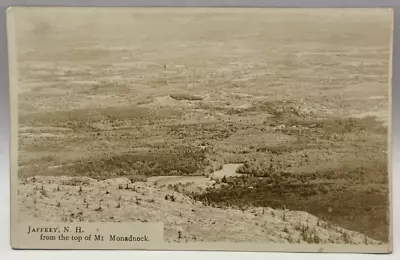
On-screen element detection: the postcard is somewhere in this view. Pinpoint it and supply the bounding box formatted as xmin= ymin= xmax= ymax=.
xmin=7 ymin=7 xmax=393 ymax=252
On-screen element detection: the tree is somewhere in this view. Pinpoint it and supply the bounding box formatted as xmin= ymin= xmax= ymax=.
xmin=221 ymin=175 xmax=227 ymax=183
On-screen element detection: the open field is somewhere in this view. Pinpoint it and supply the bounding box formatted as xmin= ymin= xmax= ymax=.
xmin=15 ymin=8 xmax=391 ymax=243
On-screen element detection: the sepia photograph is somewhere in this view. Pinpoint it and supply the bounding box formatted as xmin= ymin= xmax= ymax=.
xmin=7 ymin=7 xmax=393 ymax=252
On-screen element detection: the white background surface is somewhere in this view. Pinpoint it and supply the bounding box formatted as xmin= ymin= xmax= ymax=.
xmin=0 ymin=1 xmax=398 ymax=259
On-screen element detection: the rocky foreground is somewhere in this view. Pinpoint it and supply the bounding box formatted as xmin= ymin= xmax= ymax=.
xmin=17 ymin=176 xmax=383 ymax=244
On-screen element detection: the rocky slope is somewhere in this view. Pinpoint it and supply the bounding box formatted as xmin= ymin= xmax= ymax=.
xmin=17 ymin=175 xmax=383 ymax=245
